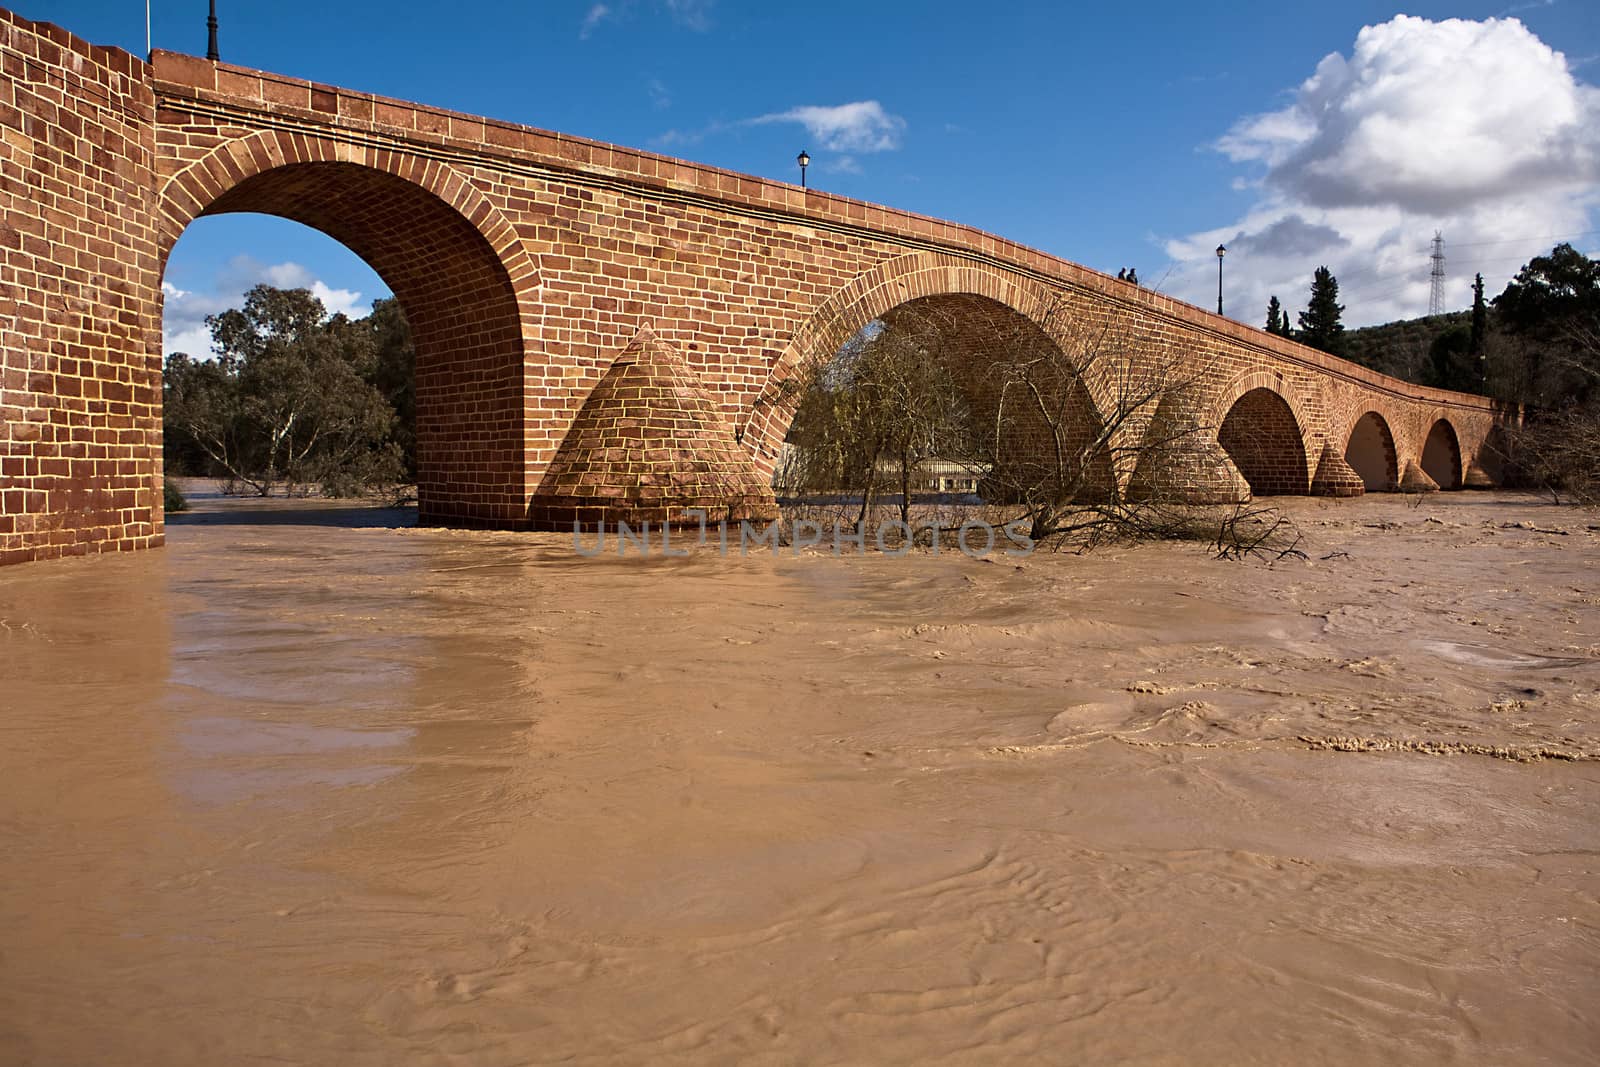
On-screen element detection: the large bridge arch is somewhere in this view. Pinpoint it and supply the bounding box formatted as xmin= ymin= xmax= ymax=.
xmin=742 ymin=252 xmax=1116 ymax=479
xmin=157 ymin=132 xmax=544 ymax=525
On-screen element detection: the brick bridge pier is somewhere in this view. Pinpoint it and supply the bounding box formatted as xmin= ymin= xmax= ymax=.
xmin=1 ymin=9 xmax=1507 ymax=565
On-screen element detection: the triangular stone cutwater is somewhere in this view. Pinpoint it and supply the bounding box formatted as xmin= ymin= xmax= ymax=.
xmin=526 ymin=325 xmax=780 ymax=530
xmin=1400 ymin=459 xmax=1441 ymax=492
xmin=1310 ymin=443 xmax=1365 ymax=497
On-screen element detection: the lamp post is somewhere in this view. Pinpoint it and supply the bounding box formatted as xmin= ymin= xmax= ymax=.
xmin=206 ymin=0 xmax=219 ymax=61
xmin=1215 ymin=244 xmax=1226 ymax=316
xmin=797 ymin=150 xmax=809 ymax=189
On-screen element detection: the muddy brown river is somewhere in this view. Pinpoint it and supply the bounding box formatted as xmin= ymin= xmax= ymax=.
xmin=2 ymin=489 xmax=1597 ymax=1064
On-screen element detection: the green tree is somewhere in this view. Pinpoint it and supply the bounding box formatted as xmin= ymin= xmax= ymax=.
xmin=1469 ymin=274 xmax=1487 ymax=355
xmin=1487 ymin=243 xmax=1600 ymax=501
xmin=365 ymin=297 xmax=416 ymax=477
xmin=163 ymin=350 xmax=235 ymax=476
xmin=1297 ymin=266 xmax=1346 ymax=357
xmin=1492 ymin=243 xmax=1600 ymax=408
xmin=1265 ymin=295 xmax=1284 ymax=335
xmin=1425 ymin=323 xmax=1474 ymax=392
xmin=161 ymin=350 xmax=214 ymax=476
xmin=164 ymin=285 xmax=405 ymax=497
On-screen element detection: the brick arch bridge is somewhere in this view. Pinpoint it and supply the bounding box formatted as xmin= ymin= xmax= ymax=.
xmin=1 ymin=9 xmax=1505 ymax=564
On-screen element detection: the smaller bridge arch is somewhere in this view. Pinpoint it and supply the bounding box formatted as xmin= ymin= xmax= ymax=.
xmin=1420 ymin=418 xmax=1463 ymax=489
xmin=1344 ymin=411 xmax=1398 ymax=492
xmin=1210 ymin=372 xmax=1316 ymax=496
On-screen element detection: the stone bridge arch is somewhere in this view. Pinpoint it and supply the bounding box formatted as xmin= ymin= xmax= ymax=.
xmin=1420 ymin=417 xmax=1464 ymax=489
xmin=158 ymin=130 xmax=544 ymax=526
xmin=742 ymin=252 xmax=1118 ymax=482
xmin=1343 ymin=410 xmax=1400 ymax=492
xmin=1207 ymin=371 xmax=1320 ymax=497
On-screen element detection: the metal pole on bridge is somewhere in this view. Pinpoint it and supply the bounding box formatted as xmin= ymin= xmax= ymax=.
xmin=1215 ymin=244 xmax=1226 ymax=316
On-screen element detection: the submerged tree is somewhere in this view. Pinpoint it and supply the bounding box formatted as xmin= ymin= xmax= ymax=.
xmin=163 ymin=285 xmax=406 ymax=497
xmin=768 ymin=293 xmax=1286 ymax=553
xmin=957 ymin=298 xmax=1228 ymax=542
xmin=783 ymin=317 xmax=974 ymax=530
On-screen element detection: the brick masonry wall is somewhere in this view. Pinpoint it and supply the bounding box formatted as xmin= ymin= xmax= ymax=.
xmin=0 ymin=11 xmax=161 ymax=565
xmin=0 ymin=10 xmax=1510 ymax=563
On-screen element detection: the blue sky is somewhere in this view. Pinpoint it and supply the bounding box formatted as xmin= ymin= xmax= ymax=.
xmin=22 ymin=1 xmax=1600 ymax=351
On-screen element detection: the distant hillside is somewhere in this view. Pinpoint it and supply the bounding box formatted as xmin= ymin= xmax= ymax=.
xmin=1342 ymin=311 xmax=1472 ymax=384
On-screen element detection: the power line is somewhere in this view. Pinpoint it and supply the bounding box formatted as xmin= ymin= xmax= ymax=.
xmin=1341 ymin=249 xmax=1562 ymax=302
xmin=1411 ymin=228 xmax=1600 ymax=253
xmin=1335 ymin=228 xmax=1599 ymax=289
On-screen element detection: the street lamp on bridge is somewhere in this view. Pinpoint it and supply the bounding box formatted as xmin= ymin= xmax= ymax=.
xmin=797 ymin=150 xmax=810 ymax=189
xmin=1215 ymin=244 xmax=1226 ymax=316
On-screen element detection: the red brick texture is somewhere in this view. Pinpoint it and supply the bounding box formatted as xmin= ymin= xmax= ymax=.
xmin=0 ymin=10 xmax=1512 ymax=564
xmin=0 ymin=11 xmax=161 ymax=565
xmin=526 ymin=324 xmax=778 ymax=529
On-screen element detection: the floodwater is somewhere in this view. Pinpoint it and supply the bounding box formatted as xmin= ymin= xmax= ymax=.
xmin=2 ymin=488 xmax=1598 ymax=1065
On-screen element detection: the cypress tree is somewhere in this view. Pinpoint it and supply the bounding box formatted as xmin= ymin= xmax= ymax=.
xmin=1265 ymin=295 xmax=1283 ymax=335
xmin=1297 ymin=266 xmax=1346 ymax=357
xmin=1468 ymin=273 xmax=1487 ymax=391
xmin=1469 ymin=273 xmax=1487 ymax=355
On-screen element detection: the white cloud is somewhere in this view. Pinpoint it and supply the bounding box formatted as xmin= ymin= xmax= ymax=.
xmin=750 ymin=101 xmax=906 ymax=153
xmin=165 ymin=324 xmax=215 ymax=359
xmin=310 ymin=281 xmax=365 ymax=320
xmin=579 ymin=3 xmax=611 ymax=39
xmin=651 ymin=125 xmax=706 ymax=149
xmin=1161 ymin=16 xmax=1600 ymax=326
xmin=581 ymin=1 xmax=710 ymax=38
xmin=647 ymin=77 xmax=671 ymax=110
xmin=259 ymin=261 xmax=315 ymax=289
xmin=661 ymin=0 xmax=713 ymax=31
xmin=161 ymin=255 xmax=367 ymax=358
